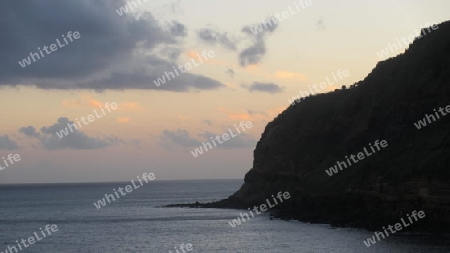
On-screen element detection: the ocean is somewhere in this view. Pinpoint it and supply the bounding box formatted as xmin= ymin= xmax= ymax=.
xmin=0 ymin=179 xmax=449 ymax=253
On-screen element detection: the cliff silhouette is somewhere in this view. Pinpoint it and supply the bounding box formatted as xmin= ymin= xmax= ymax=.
xmin=170 ymin=20 xmax=450 ymax=231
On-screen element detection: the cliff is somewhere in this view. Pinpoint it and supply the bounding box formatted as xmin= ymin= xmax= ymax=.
xmin=169 ymin=21 xmax=450 ymax=231
xmin=221 ymin=20 xmax=450 ymax=231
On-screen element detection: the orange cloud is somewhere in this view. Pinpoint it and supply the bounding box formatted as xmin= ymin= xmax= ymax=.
xmin=117 ymin=117 xmax=130 ymax=123
xmin=186 ymin=50 xmax=216 ymax=59
xmin=186 ymin=50 xmax=198 ymax=58
xmin=239 ymin=66 xmax=307 ymax=85
xmin=61 ymin=96 xmax=104 ymax=109
xmin=275 ymin=71 xmax=307 ymax=82
xmin=61 ymin=95 xmax=105 ymax=109
xmin=89 ymin=99 xmax=103 ymax=108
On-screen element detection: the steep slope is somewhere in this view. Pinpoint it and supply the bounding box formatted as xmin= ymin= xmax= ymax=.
xmin=222 ymin=21 xmax=450 ymax=231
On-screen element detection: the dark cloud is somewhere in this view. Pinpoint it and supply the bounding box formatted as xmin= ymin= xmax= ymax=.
xmin=159 ymin=47 xmax=182 ymax=62
xmin=239 ymin=40 xmax=266 ymax=66
xmin=21 ymin=118 xmax=118 ymax=150
xmin=0 ymin=135 xmax=18 ymax=150
xmin=241 ymin=82 xmax=283 ymax=94
xmin=239 ymin=19 xmax=278 ymax=67
xmin=0 ymin=1 xmax=170 ymax=81
xmin=67 ymin=63 xmax=225 ymax=92
xmin=170 ymin=20 xmax=187 ymax=37
xmin=158 ymin=129 xmax=202 ymax=150
xmin=225 ymin=69 xmax=235 ymax=78
xmin=197 ymin=28 xmax=237 ymax=50
xmin=159 ymin=128 xmax=256 ymax=150
xmin=0 ymin=0 xmax=223 ymax=92
xmin=19 ymin=126 xmax=40 ymax=138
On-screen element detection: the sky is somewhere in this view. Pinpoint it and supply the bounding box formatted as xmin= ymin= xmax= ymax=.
xmin=0 ymin=0 xmax=449 ymax=184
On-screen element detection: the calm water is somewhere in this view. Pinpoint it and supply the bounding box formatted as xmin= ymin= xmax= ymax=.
xmin=0 ymin=179 xmax=449 ymax=252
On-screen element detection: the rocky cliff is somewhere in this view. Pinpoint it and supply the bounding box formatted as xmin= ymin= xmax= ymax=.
xmin=169 ymin=21 xmax=450 ymax=231
xmin=219 ymin=20 xmax=450 ymax=231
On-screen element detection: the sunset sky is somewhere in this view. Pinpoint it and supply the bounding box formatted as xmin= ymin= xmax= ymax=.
xmin=0 ymin=0 xmax=449 ymax=184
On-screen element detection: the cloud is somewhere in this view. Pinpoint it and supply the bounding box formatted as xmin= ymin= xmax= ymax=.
xmin=61 ymin=97 xmax=103 ymax=109
xmin=89 ymin=99 xmax=103 ymax=108
xmin=239 ymin=20 xmax=278 ymax=67
xmin=158 ymin=129 xmax=202 ymax=150
xmin=170 ymin=20 xmax=187 ymax=37
xmin=275 ymin=71 xmax=307 ymax=82
xmin=159 ymin=47 xmax=182 ymax=62
xmin=241 ymin=82 xmax=284 ymax=94
xmin=159 ymin=128 xmax=256 ymax=150
xmin=19 ymin=126 xmax=40 ymax=138
xmin=197 ymin=28 xmax=237 ymax=50
xmin=0 ymin=135 xmax=18 ymax=150
xmin=0 ymin=0 xmax=224 ymax=92
xmin=186 ymin=50 xmax=200 ymax=58
xmin=117 ymin=118 xmax=130 ymax=123
xmin=0 ymin=1 xmax=171 ymax=82
xmin=20 ymin=118 xmax=118 ymax=150
xmin=70 ymin=64 xmax=225 ymax=92
xmin=239 ymin=39 xmax=266 ymax=67
xmin=225 ymin=69 xmax=235 ymax=78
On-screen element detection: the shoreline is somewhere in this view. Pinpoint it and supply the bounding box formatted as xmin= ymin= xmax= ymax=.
xmin=164 ymin=196 xmax=450 ymax=233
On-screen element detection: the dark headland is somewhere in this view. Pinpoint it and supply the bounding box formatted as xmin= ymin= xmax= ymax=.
xmin=167 ymin=20 xmax=450 ymax=232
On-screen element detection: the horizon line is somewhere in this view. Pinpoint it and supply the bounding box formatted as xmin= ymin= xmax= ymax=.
xmin=0 ymin=178 xmax=244 ymax=186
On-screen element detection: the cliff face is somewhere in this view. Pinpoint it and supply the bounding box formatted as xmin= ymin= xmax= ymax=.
xmin=226 ymin=21 xmax=450 ymax=231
